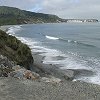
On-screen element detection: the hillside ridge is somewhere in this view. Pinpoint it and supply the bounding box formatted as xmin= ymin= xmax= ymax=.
xmin=0 ymin=6 xmax=61 ymax=25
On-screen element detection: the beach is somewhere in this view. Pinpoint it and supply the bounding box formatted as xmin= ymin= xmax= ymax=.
xmin=1 ymin=25 xmax=100 ymax=100
xmin=0 ymin=25 xmax=76 ymax=80
xmin=0 ymin=77 xmax=100 ymax=100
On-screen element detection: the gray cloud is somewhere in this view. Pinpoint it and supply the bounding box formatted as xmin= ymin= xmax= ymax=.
xmin=0 ymin=0 xmax=100 ymax=19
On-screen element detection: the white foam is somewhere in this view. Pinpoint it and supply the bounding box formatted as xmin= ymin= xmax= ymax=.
xmin=16 ymin=37 xmax=38 ymax=50
xmin=68 ymin=40 xmax=72 ymax=43
xmin=6 ymin=25 xmax=22 ymax=35
xmin=6 ymin=27 xmax=15 ymax=35
xmin=67 ymin=39 xmax=77 ymax=43
xmin=38 ymin=47 xmax=91 ymax=70
xmin=46 ymin=35 xmax=59 ymax=40
xmin=6 ymin=25 xmax=38 ymax=52
xmin=13 ymin=25 xmax=22 ymax=29
xmin=74 ymin=73 xmax=100 ymax=85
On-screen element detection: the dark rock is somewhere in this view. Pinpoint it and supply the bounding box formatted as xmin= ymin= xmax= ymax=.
xmin=2 ymin=72 xmax=8 ymax=77
xmin=0 ymin=70 xmax=2 ymax=77
xmin=0 ymin=64 xmax=6 ymax=69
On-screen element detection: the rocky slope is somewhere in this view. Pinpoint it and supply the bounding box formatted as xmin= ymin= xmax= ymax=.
xmin=0 ymin=54 xmax=100 ymax=100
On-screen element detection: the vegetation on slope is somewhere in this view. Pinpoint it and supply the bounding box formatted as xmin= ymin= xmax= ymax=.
xmin=0 ymin=30 xmax=33 ymax=69
xmin=0 ymin=6 xmax=61 ymax=25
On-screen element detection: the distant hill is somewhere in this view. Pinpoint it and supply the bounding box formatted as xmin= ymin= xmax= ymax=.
xmin=0 ymin=29 xmax=33 ymax=69
xmin=0 ymin=6 xmax=62 ymax=25
xmin=0 ymin=6 xmax=98 ymax=25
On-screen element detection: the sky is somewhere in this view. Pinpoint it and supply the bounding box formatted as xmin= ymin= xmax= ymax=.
xmin=0 ymin=0 xmax=100 ymax=19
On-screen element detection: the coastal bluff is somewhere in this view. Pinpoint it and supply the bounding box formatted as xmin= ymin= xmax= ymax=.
xmin=0 ymin=29 xmax=33 ymax=69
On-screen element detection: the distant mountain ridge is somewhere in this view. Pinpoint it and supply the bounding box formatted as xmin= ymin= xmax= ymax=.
xmin=0 ymin=6 xmax=99 ymax=25
xmin=0 ymin=6 xmax=61 ymax=25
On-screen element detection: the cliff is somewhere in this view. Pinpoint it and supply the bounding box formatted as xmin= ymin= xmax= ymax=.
xmin=0 ymin=30 xmax=33 ymax=69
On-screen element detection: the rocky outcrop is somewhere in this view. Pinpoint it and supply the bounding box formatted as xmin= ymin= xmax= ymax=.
xmin=10 ymin=68 xmax=40 ymax=80
xmin=0 ymin=55 xmax=15 ymax=77
xmin=0 ymin=54 xmax=63 ymax=84
xmin=0 ymin=54 xmax=40 ymax=80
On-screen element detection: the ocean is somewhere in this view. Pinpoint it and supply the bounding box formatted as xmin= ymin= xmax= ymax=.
xmin=6 ymin=23 xmax=100 ymax=85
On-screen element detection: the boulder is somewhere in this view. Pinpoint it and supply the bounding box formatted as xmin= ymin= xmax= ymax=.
xmin=0 ymin=55 xmax=14 ymax=68
xmin=12 ymin=65 xmax=21 ymax=70
xmin=31 ymin=72 xmax=40 ymax=79
xmin=24 ymin=70 xmax=36 ymax=80
xmin=10 ymin=68 xmax=40 ymax=80
xmin=10 ymin=69 xmax=25 ymax=79
xmin=24 ymin=70 xmax=40 ymax=80
xmin=0 ymin=64 xmax=6 ymax=69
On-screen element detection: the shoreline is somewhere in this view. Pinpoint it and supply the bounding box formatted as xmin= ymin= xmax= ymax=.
xmin=1 ymin=25 xmax=100 ymax=100
xmin=0 ymin=25 xmax=97 ymax=83
xmin=0 ymin=25 xmax=75 ymax=80
xmin=32 ymin=52 xmax=75 ymax=80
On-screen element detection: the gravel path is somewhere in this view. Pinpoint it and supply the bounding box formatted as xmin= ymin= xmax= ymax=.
xmin=0 ymin=77 xmax=100 ymax=100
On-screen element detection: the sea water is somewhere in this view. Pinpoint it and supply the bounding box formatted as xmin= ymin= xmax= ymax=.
xmin=6 ymin=23 xmax=100 ymax=85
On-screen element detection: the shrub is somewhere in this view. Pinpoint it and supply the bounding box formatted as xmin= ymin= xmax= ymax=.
xmin=0 ymin=30 xmax=33 ymax=69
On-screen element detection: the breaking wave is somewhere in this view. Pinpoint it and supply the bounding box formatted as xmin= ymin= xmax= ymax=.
xmin=45 ymin=35 xmax=97 ymax=48
xmin=45 ymin=35 xmax=59 ymax=40
xmin=6 ymin=25 xmax=22 ymax=35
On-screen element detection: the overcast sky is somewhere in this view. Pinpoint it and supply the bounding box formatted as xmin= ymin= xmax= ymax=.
xmin=0 ymin=0 xmax=100 ymax=19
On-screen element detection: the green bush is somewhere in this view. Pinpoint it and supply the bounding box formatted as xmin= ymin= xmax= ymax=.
xmin=0 ymin=30 xmax=33 ymax=69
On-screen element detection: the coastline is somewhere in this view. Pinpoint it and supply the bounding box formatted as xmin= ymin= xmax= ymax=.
xmin=32 ymin=52 xmax=75 ymax=80
xmin=0 ymin=25 xmax=75 ymax=80
xmin=0 ymin=25 xmax=98 ymax=82
xmin=0 ymin=25 xmax=100 ymax=100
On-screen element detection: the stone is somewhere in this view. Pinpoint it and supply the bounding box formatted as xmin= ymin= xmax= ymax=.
xmin=12 ymin=65 xmax=21 ymax=70
xmin=0 ymin=64 xmax=6 ymax=68
xmin=0 ymin=70 xmax=2 ymax=77
xmin=10 ymin=68 xmax=40 ymax=80
xmin=10 ymin=69 xmax=25 ymax=79
xmin=0 ymin=55 xmax=4 ymax=59
xmin=2 ymin=72 xmax=8 ymax=77
xmin=24 ymin=70 xmax=36 ymax=80
xmin=24 ymin=70 xmax=40 ymax=80
xmin=31 ymin=72 xmax=40 ymax=79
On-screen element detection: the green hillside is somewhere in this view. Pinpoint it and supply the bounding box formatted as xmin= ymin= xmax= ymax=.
xmin=0 ymin=30 xmax=33 ymax=69
xmin=0 ymin=6 xmax=61 ymax=25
